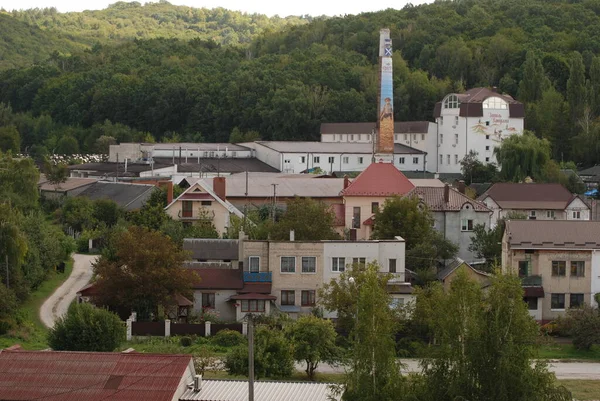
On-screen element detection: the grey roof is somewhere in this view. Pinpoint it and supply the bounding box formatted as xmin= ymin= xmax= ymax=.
xmin=77 ymin=181 xmax=157 ymax=210
xmin=437 ymin=258 xmax=491 ymax=281
xmin=254 ymin=141 xmax=425 ymax=155
xmin=153 ymin=157 xmax=279 ymax=173
xmin=578 ymin=165 xmax=600 ymax=178
xmin=147 ymin=143 xmax=251 ymax=152
xmin=180 ymin=379 xmax=341 ymax=401
xmin=505 ymin=220 xmax=600 ymax=249
xmin=320 ymin=121 xmax=431 ymax=134
xmin=478 ymin=183 xmax=576 ymax=210
xmin=39 ymin=177 xmax=98 ymax=192
xmin=68 ymin=162 xmax=173 ymax=176
xmin=183 ymin=239 xmax=239 ymax=260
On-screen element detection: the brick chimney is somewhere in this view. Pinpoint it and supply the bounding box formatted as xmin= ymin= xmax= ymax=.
xmin=213 ymin=177 xmax=226 ymax=201
xmin=343 ymin=175 xmax=350 ymax=189
xmin=444 ymin=183 xmax=450 ymax=203
xmin=165 ymin=181 xmax=173 ymax=204
xmin=458 ymin=180 xmax=466 ymax=194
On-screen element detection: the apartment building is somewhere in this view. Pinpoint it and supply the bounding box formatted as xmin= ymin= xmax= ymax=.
xmin=502 ymin=220 xmax=600 ymax=322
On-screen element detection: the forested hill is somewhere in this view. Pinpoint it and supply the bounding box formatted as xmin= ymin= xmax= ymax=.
xmin=2 ymin=0 xmax=600 ymax=167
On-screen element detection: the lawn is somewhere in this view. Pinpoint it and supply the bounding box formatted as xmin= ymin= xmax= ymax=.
xmin=538 ymin=342 xmax=600 ymax=361
xmin=0 ymin=259 xmax=73 ymax=350
xmin=120 ymin=336 xmax=231 ymax=356
xmin=559 ymin=380 xmax=600 ymax=400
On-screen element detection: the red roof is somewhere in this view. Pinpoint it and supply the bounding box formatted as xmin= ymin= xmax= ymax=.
xmin=342 ymin=162 xmax=414 ymax=197
xmin=230 ymin=293 xmax=277 ymax=300
xmin=0 ymin=350 xmax=192 ymax=401
xmin=189 ymin=268 xmax=244 ymax=290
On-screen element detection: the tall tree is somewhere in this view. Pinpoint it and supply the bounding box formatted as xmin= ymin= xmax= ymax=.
xmin=0 ymin=125 xmax=20 ymax=153
xmin=567 ymin=52 xmax=587 ymax=129
xmin=494 ymin=131 xmax=551 ymax=182
xmin=588 ymin=56 xmax=600 ymax=118
xmin=270 ymin=197 xmax=340 ymax=241
xmin=518 ymin=51 xmax=549 ymax=103
xmin=532 ymin=87 xmax=570 ymax=159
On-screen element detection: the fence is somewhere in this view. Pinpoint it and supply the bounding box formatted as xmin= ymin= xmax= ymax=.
xmin=128 ymin=318 xmax=246 ymax=340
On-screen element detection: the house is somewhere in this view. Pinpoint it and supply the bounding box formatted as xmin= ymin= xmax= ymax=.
xmin=0 ymin=347 xmax=195 ymax=401
xmin=341 ymin=162 xmax=415 ymax=240
xmin=409 ymin=185 xmax=491 ymax=263
xmin=437 ymin=258 xmax=491 ymax=291
xmin=165 ymin=177 xmax=245 ymax=236
xmin=479 ymin=183 xmax=590 ymax=227
xmin=38 ymin=176 xmax=98 ymax=200
xmin=179 ymin=378 xmax=341 ymax=401
xmin=502 ymin=220 xmax=600 ymax=322
xmin=578 ymin=165 xmax=600 ymax=188
xmin=77 ymin=181 xmax=159 ymax=211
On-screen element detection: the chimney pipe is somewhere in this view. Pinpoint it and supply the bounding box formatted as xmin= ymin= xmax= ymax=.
xmin=213 ymin=176 xmax=226 ymax=201
xmin=444 ymin=184 xmax=450 ymax=203
xmin=193 ymin=375 xmax=202 ymax=392
xmin=166 ymin=181 xmax=173 ymax=204
xmin=290 ymin=230 xmax=295 ymax=242
xmin=458 ymin=180 xmax=466 ymax=194
xmin=343 ymin=175 xmax=350 ymax=189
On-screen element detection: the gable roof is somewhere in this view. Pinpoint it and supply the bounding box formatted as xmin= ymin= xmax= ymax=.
xmin=188 ymin=268 xmax=244 ymax=290
xmin=183 ymin=239 xmax=239 ymax=260
xmin=77 ymin=181 xmax=157 ymax=210
xmin=409 ymin=186 xmax=491 ymax=212
xmin=165 ymin=181 xmax=244 ymax=219
xmin=342 ymin=162 xmax=414 ymax=197
xmin=478 ymin=183 xmax=576 ymax=210
xmin=39 ymin=177 xmax=98 ymax=193
xmin=505 ymin=220 xmax=600 ymax=249
xmin=0 ymin=349 xmax=192 ymax=401
xmin=437 ymin=258 xmax=492 ymax=281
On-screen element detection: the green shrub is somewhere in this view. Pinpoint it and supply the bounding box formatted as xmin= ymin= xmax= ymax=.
xmin=180 ymin=336 xmax=193 ymax=347
xmin=211 ymin=329 xmax=245 ymax=347
xmin=0 ymin=320 xmax=12 ymax=335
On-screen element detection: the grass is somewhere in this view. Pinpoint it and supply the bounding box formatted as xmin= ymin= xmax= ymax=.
xmin=0 ymin=259 xmax=73 ymax=350
xmin=538 ymin=342 xmax=600 ymax=361
xmin=120 ymin=336 xmax=233 ymax=356
xmin=559 ymin=380 xmax=600 ymax=400
xmin=203 ymin=370 xmax=345 ymax=383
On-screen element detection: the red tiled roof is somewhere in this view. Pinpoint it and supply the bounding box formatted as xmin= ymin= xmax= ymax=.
xmin=230 ymin=293 xmax=277 ymax=300
xmin=409 ymin=186 xmax=491 ymax=212
xmin=0 ymin=350 xmax=191 ymax=401
xmin=189 ymin=268 xmax=244 ymax=290
xmin=238 ymin=282 xmax=272 ymax=294
xmin=342 ymin=162 xmax=414 ymax=197
xmin=363 ymin=216 xmax=374 ymax=226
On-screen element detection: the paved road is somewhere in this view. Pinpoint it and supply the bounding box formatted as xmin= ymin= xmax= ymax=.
xmin=303 ymin=359 xmax=600 ymax=380
xmin=40 ymin=254 xmax=96 ymax=328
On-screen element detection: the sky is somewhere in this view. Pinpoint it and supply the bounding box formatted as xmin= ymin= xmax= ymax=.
xmin=1 ymin=0 xmax=432 ymax=17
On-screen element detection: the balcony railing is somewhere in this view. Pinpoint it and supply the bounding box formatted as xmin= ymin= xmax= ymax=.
xmin=380 ymin=271 xmax=407 ymax=283
xmin=521 ymin=275 xmax=542 ymax=286
xmin=243 ymin=271 xmax=272 ymax=282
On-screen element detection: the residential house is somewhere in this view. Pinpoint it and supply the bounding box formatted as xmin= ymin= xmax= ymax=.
xmin=77 ymin=181 xmax=158 ymax=211
xmin=409 ymin=185 xmax=492 ymax=263
xmin=479 ymin=183 xmax=590 ymax=227
xmin=165 ymin=178 xmax=245 ymax=236
xmin=0 ymin=347 xmax=195 ymax=401
xmin=502 ymin=220 xmax=600 ymax=322
xmin=578 ymin=165 xmax=600 ymax=189
xmin=437 ymin=258 xmax=491 ymax=291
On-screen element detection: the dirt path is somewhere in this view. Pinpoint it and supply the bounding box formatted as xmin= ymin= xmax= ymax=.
xmin=39 ymin=254 xmax=96 ymax=328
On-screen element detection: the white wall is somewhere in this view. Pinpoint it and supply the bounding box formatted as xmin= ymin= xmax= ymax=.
xmin=566 ymin=197 xmax=591 ymax=221
xmin=193 ymin=289 xmax=238 ymax=322
xmin=592 ymin=250 xmax=600 ymax=307
xmin=528 ymin=298 xmax=542 ymax=321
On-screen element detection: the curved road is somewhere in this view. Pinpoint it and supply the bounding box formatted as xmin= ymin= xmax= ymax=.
xmin=40 ymin=254 xmax=96 ymax=328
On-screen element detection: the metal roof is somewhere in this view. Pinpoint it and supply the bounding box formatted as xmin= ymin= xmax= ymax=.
xmin=0 ymin=350 xmax=192 ymax=401
xmin=153 ymin=157 xmax=279 ymax=174
xmin=478 ymin=183 xmax=575 ymax=210
xmin=320 ymin=121 xmax=431 ymax=134
xmin=39 ymin=177 xmax=98 ymax=192
xmin=148 ymin=143 xmax=251 ymax=152
xmin=183 ymin=239 xmax=239 ymax=261
xmin=77 ymin=181 xmax=157 ymax=210
xmin=180 ymin=379 xmax=341 ymax=401
xmin=254 ymin=141 xmax=425 ymax=154
xmin=505 ymin=220 xmax=600 ymax=249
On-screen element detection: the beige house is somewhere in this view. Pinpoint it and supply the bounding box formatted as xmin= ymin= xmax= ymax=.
xmin=437 ymin=258 xmax=491 ymax=292
xmin=502 ymin=220 xmax=600 ymax=322
xmin=165 ymin=177 xmax=244 ymax=236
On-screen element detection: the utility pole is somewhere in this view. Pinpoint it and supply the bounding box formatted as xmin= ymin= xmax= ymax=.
xmin=248 ymin=314 xmax=255 ymax=401
xmin=271 ymin=183 xmax=278 ymax=223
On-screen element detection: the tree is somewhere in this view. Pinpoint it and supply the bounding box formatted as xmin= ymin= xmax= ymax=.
xmin=47 ymin=302 xmax=125 ymax=352
xmin=94 ymin=135 xmax=117 ymax=154
xmin=460 ymin=150 xmax=498 ymax=185
xmin=92 ymin=199 xmax=123 ymax=227
xmin=58 ymin=196 xmax=97 ymax=232
xmin=413 ymin=272 xmax=571 ymax=401
xmin=92 ymin=226 xmax=196 ymax=318
xmin=468 ymin=223 xmax=503 ymax=269
xmin=557 ymin=304 xmax=600 ymax=351
xmin=567 ymin=52 xmax=587 ymax=127
xmin=589 ymin=56 xmax=600 ymax=118
xmin=0 ymin=125 xmax=20 ymax=153
xmin=518 ymin=51 xmax=549 ymax=103
xmin=0 ymin=151 xmax=39 ymax=211
xmin=43 ymin=160 xmax=69 ymax=189
xmin=270 ymin=197 xmax=340 ymax=241
xmin=494 ymin=131 xmax=551 ymax=182
xmin=288 ymin=315 xmax=339 ymax=380
xmin=0 ymin=282 xmax=18 ymax=333
xmin=55 ymin=135 xmax=79 ymax=155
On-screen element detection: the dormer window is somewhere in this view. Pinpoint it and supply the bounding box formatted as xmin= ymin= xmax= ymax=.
xmin=443 ymin=94 xmax=460 ymax=109
xmin=483 ymin=96 xmax=508 ymax=109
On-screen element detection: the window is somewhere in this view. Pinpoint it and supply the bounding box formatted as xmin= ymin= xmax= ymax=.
xmin=394 ymin=134 xmax=398 ymax=141
xmin=390 ymin=298 xmax=405 ymax=308
xmin=343 ymin=156 xmax=349 ymax=164
xmin=201 ymin=293 xmax=215 ymax=309
xmin=209 ymin=151 xmax=215 ymax=157
xmin=300 ymin=156 xmax=306 ymax=163
xmin=413 ymin=157 xmax=419 ymax=164
xmin=284 ymin=159 xmax=291 ymax=164
xmin=461 ymin=219 xmax=474 ymax=231
xmin=350 ymin=134 xmax=354 ymax=141
xmin=421 ymin=134 xmax=425 ymax=141
xmin=232 ymin=151 xmax=237 ymax=157
xmin=552 ymin=261 xmax=566 ymax=277
xmin=249 ymin=256 xmax=260 ymax=273
xmin=353 ymin=257 xmax=366 ymax=267
xmin=571 ymin=261 xmax=585 ymax=277
xmin=573 ymin=211 xmax=581 ymax=219
xmin=413 ymin=134 xmax=417 ymax=141
xmin=241 ymin=300 xmax=265 ymax=312
xmin=570 ymin=293 xmax=584 ymax=308
xmin=332 ymin=257 xmax=346 ymax=272
xmin=454 ymin=116 xmax=459 ymax=126
xmin=483 ymin=96 xmax=508 ymax=109
xmin=404 ymin=134 xmax=408 ymax=141
xmin=301 ymin=290 xmax=316 ymax=306
xmin=182 ymin=201 xmax=193 ymax=218
xmin=281 ymin=290 xmax=295 ymax=306
xmin=358 ymin=157 xmax=364 ymax=164
xmin=302 ymin=257 xmax=316 ymax=273
xmin=447 ymin=155 xmax=451 ymax=164
xmin=547 ymin=210 xmax=555 ymax=218
xmin=485 ymin=146 xmax=490 ymax=151
xmin=440 ymin=134 xmax=443 ymax=144
xmin=440 ymin=117 xmax=444 ymax=125
xmin=454 ymin=154 xmax=458 ymax=164
xmin=389 ymin=259 xmax=397 ymax=273
xmin=524 ymin=297 xmax=538 ymax=310
xmin=439 ymin=154 xmax=443 ymax=165
xmin=201 ymin=200 xmax=212 ymax=206
xmin=454 ymin=133 xmax=459 ymax=144
xmin=280 ymin=257 xmax=296 ymax=273
xmin=485 ymin=157 xmax=490 ymax=162
xmin=529 ymin=210 xmax=536 ymax=220
xmin=313 ymin=156 xmax=320 ymax=163
xmin=398 ymin=157 xmax=405 ymax=164
xmin=551 ymin=293 xmax=565 ymax=310
xmin=444 ymin=94 xmax=460 ymax=109
xmin=485 ymin=135 xmax=490 ymax=140
xmin=371 ymin=202 xmax=379 ymax=213
xmin=203 ymin=151 xmax=209 ymax=157
xmin=358 ymin=134 xmax=361 ymax=140
xmin=352 ymin=207 xmax=361 ymax=229
xmin=328 ymin=156 xmax=335 ymax=164
xmin=518 ymin=260 xmax=530 ymax=277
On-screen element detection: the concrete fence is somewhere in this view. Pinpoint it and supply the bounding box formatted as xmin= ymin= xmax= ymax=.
xmin=126 ymin=315 xmax=246 ymax=340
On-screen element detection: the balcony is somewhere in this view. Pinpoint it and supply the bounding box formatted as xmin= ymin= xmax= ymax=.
xmin=243 ymin=271 xmax=272 ymax=282
xmin=521 ymin=275 xmax=542 ymax=287
xmin=379 ymin=271 xmax=407 ymax=283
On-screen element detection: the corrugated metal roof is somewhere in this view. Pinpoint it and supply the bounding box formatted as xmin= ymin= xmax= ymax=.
xmin=320 ymin=121 xmax=431 ymax=134
xmin=0 ymin=350 xmax=192 ymax=401
xmin=505 ymin=220 xmax=600 ymax=249
xmin=180 ymin=379 xmax=341 ymax=401
xmin=77 ymin=182 xmax=157 ymax=211
xmin=184 ymin=239 xmax=239 ymax=261
xmin=39 ymin=177 xmax=98 ymax=192
xmin=254 ymin=141 xmax=424 ymax=154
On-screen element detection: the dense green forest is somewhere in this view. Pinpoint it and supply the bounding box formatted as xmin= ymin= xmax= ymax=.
xmin=2 ymin=0 xmax=600 ymax=166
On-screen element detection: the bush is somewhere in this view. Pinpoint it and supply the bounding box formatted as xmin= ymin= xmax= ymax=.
xmin=211 ymin=329 xmax=245 ymax=347
xmin=557 ymin=305 xmax=600 ymax=350
xmin=180 ymin=336 xmax=193 ymax=347
xmin=48 ymin=302 xmax=125 ymax=352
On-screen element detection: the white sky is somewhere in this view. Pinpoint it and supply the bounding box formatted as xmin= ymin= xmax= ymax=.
xmin=1 ymin=0 xmax=432 ymax=17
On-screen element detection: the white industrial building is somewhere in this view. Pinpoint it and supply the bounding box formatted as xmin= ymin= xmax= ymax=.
xmin=108 ymin=142 xmax=254 ymax=163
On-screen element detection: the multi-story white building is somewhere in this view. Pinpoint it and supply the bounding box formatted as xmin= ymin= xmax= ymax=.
xmin=431 ymin=87 xmax=525 ymax=174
